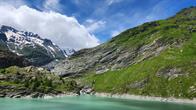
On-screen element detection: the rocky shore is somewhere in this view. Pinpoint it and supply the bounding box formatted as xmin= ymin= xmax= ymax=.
xmin=94 ymin=93 xmax=196 ymax=104
xmin=1 ymin=85 xmax=196 ymax=105
xmin=10 ymin=92 xmax=196 ymax=105
xmin=0 ymin=85 xmax=64 ymax=98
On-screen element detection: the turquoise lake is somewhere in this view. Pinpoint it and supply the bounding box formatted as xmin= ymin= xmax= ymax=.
xmin=0 ymin=96 xmax=196 ymax=110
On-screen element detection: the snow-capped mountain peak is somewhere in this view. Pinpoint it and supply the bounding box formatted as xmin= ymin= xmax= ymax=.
xmin=0 ymin=25 xmax=75 ymax=65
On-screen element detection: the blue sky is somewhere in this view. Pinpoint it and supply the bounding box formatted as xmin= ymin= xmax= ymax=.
xmin=0 ymin=0 xmax=195 ymax=49
xmin=25 ymin=0 xmax=196 ymax=42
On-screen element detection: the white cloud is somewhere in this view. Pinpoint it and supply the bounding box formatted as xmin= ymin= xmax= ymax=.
xmin=85 ymin=19 xmax=106 ymax=33
xmin=144 ymin=1 xmax=170 ymax=22
xmin=0 ymin=5 xmax=100 ymax=50
xmin=106 ymin=0 xmax=123 ymax=5
xmin=0 ymin=0 xmax=26 ymax=8
xmin=43 ymin=0 xmax=61 ymax=12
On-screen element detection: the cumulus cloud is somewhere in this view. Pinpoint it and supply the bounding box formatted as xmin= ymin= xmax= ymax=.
xmin=0 ymin=5 xmax=100 ymax=50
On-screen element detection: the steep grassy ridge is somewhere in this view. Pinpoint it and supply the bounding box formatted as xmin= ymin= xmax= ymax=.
xmin=78 ymin=7 xmax=196 ymax=99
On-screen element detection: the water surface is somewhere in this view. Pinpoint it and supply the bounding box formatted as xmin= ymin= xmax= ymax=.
xmin=0 ymin=96 xmax=195 ymax=110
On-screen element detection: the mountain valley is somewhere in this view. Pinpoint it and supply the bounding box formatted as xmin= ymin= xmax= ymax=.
xmin=0 ymin=7 xmax=196 ymax=99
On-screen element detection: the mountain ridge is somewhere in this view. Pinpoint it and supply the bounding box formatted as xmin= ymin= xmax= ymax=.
xmin=0 ymin=25 xmax=75 ymax=66
xmin=50 ymin=6 xmax=196 ymax=76
xmin=43 ymin=6 xmax=196 ymax=99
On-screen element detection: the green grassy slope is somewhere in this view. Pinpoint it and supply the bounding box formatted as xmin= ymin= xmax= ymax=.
xmin=79 ymin=7 xmax=196 ymax=99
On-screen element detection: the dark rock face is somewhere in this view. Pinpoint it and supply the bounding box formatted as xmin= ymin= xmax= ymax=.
xmin=0 ymin=33 xmax=7 ymax=41
xmin=0 ymin=86 xmax=31 ymax=98
xmin=0 ymin=25 xmax=17 ymax=33
xmin=0 ymin=49 xmax=30 ymax=68
xmin=0 ymin=85 xmax=48 ymax=98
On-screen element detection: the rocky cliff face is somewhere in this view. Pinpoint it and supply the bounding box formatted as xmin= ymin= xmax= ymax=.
xmin=0 ymin=49 xmax=29 ymax=68
xmin=50 ymin=7 xmax=196 ymax=77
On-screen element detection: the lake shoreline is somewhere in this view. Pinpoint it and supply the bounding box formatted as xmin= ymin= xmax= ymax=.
xmin=21 ymin=92 xmax=78 ymax=99
xmin=6 ymin=92 xmax=196 ymax=105
xmin=93 ymin=93 xmax=196 ymax=104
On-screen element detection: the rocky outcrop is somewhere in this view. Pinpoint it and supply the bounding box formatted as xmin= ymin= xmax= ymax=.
xmin=79 ymin=86 xmax=95 ymax=95
xmin=156 ymin=67 xmax=185 ymax=79
xmin=49 ymin=36 xmax=179 ymax=77
xmin=127 ymin=78 xmax=149 ymax=89
xmin=0 ymin=49 xmax=30 ymax=68
xmin=0 ymin=85 xmax=33 ymax=98
xmin=0 ymin=84 xmax=61 ymax=98
xmin=0 ymin=66 xmax=78 ymax=98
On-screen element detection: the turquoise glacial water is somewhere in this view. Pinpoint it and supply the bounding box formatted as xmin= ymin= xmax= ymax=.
xmin=0 ymin=96 xmax=196 ymax=110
